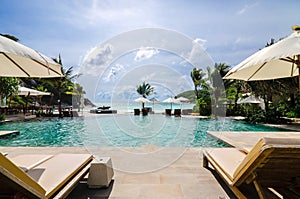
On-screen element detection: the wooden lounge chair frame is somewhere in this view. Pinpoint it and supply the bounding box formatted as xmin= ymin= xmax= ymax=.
xmin=0 ymin=153 xmax=93 ymax=199
xmin=203 ymin=137 xmax=300 ymax=199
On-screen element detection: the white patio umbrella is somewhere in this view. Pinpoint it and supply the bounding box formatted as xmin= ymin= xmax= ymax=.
xmin=149 ymin=97 xmax=159 ymax=111
xmin=176 ymin=97 xmax=190 ymax=103
xmin=134 ymin=96 xmax=150 ymax=109
xmin=224 ymin=26 xmax=300 ymax=91
xmin=163 ymin=97 xmax=180 ymax=110
xmin=18 ymin=86 xmax=51 ymax=96
xmin=0 ymin=35 xmax=63 ymax=78
xmin=237 ymin=95 xmax=265 ymax=110
xmin=237 ymin=95 xmax=263 ymax=104
xmin=134 ymin=97 xmax=150 ymax=103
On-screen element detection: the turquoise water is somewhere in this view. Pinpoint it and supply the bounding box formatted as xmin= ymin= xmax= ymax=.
xmin=0 ymin=114 xmax=286 ymax=147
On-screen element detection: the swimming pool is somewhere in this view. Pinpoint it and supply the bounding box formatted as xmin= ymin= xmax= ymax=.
xmin=0 ymin=114 xmax=286 ymax=147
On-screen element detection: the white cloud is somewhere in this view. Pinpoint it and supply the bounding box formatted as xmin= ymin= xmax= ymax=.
xmin=193 ymin=38 xmax=207 ymax=49
xmin=103 ymin=63 xmax=125 ymax=82
xmin=134 ymin=47 xmax=159 ymax=61
xmin=234 ymin=37 xmax=242 ymax=44
xmin=80 ymin=44 xmax=114 ymax=76
xmin=236 ymin=2 xmax=259 ymax=15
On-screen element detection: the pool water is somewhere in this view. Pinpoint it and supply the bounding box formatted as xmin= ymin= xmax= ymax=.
xmin=0 ymin=114 xmax=286 ymax=147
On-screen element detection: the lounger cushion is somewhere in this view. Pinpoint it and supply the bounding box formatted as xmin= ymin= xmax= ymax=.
xmin=26 ymin=154 xmax=93 ymax=198
xmin=204 ymin=148 xmax=246 ymax=182
xmin=0 ymin=153 xmax=46 ymax=196
xmin=10 ymin=154 xmax=53 ymax=172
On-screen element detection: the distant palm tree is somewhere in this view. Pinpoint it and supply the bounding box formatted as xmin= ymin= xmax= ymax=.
xmin=190 ymin=68 xmax=206 ymax=100
xmin=136 ymin=82 xmax=154 ymax=109
xmin=72 ymin=83 xmax=86 ymax=112
xmin=51 ymin=54 xmax=79 ymax=117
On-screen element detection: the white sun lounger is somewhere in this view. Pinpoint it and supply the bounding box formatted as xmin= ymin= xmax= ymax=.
xmin=0 ymin=153 xmax=93 ymax=198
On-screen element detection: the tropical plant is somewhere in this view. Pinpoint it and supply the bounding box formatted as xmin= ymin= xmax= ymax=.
xmin=0 ymin=33 xmax=19 ymax=42
xmin=136 ymin=82 xmax=154 ymax=109
xmin=190 ymin=68 xmax=206 ymax=100
xmin=71 ymin=83 xmax=86 ymax=111
xmin=46 ymin=55 xmax=79 ymax=117
xmin=0 ymin=77 xmax=19 ymax=106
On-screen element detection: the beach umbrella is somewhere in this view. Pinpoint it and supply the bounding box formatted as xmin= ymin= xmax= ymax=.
xmin=0 ymin=35 xmax=63 ymax=78
xmin=176 ymin=97 xmax=190 ymax=103
xmin=237 ymin=95 xmax=265 ymax=110
xmin=237 ymin=95 xmax=263 ymax=104
xmin=18 ymin=86 xmax=51 ymax=96
xmin=149 ymin=97 xmax=159 ymax=103
xmin=134 ymin=96 xmax=150 ymax=109
xmin=149 ymin=97 xmax=159 ymax=111
xmin=224 ymin=26 xmax=300 ymax=92
xmin=134 ymin=97 xmax=150 ymax=103
xmin=163 ymin=97 xmax=180 ymax=110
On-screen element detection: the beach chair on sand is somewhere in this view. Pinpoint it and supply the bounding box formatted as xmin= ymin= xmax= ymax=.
xmin=203 ymin=137 xmax=300 ymax=199
xmin=0 ymin=153 xmax=94 ymax=198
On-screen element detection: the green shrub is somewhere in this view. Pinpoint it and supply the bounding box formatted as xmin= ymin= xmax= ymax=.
xmin=0 ymin=114 xmax=5 ymax=121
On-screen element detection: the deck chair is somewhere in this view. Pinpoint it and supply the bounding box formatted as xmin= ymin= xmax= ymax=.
xmin=203 ymin=137 xmax=300 ymax=199
xmin=0 ymin=153 xmax=93 ymax=198
xmin=174 ymin=109 xmax=181 ymax=117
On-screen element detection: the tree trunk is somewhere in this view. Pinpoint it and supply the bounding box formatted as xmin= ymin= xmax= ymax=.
xmin=233 ymin=86 xmax=241 ymax=113
xmin=290 ymin=92 xmax=295 ymax=107
xmin=194 ymin=86 xmax=199 ymax=99
xmin=263 ymin=95 xmax=269 ymax=114
xmin=58 ymin=87 xmax=62 ymax=118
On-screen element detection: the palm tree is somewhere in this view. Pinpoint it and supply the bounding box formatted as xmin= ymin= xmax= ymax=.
xmin=190 ymin=68 xmax=206 ymax=100
xmin=50 ymin=55 xmax=79 ymax=117
xmin=72 ymin=83 xmax=86 ymax=112
xmin=206 ymin=63 xmax=233 ymax=116
xmin=136 ymin=82 xmax=154 ymax=109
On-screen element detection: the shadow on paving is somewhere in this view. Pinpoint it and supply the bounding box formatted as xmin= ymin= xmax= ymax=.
xmin=66 ymin=180 xmax=114 ymax=199
xmin=209 ymin=168 xmax=282 ymax=199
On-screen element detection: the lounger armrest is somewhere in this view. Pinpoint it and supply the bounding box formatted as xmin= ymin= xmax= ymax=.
xmin=0 ymin=153 xmax=46 ymax=195
xmin=0 ymin=167 xmax=46 ymax=199
xmin=53 ymin=161 xmax=92 ymax=199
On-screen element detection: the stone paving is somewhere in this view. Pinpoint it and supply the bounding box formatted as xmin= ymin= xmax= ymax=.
xmin=0 ymin=146 xmax=236 ymax=199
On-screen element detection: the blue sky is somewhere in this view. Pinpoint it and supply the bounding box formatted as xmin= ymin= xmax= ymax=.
xmin=1 ymin=0 xmax=300 ymax=101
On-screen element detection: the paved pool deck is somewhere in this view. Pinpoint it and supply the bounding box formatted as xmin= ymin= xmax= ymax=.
xmin=0 ymin=146 xmax=236 ymax=199
xmin=208 ymin=131 xmax=300 ymax=153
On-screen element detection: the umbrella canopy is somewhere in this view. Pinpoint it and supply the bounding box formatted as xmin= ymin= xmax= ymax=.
xmin=163 ymin=97 xmax=180 ymax=110
xmin=18 ymin=86 xmax=51 ymax=96
xmin=149 ymin=97 xmax=159 ymax=103
xmin=163 ymin=97 xmax=180 ymax=104
xmin=0 ymin=35 xmax=63 ymax=78
xmin=237 ymin=95 xmax=263 ymax=104
xmin=176 ymin=97 xmax=190 ymax=103
xmin=224 ymin=26 xmax=300 ymax=90
xmin=134 ymin=97 xmax=150 ymax=103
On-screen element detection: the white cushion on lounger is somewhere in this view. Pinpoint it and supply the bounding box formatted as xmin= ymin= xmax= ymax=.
xmin=26 ymin=154 xmax=93 ymax=198
xmin=204 ymin=148 xmax=246 ymax=182
xmin=10 ymin=155 xmax=53 ymax=172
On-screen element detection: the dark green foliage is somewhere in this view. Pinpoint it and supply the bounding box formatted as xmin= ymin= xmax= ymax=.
xmin=0 ymin=34 xmax=19 ymax=42
xmin=136 ymin=82 xmax=155 ymax=98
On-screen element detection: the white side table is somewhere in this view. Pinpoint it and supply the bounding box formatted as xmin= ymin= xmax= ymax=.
xmin=87 ymin=157 xmax=114 ymax=188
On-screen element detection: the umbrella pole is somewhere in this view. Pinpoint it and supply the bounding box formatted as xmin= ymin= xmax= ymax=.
xmin=298 ymin=69 xmax=300 ymax=94
xmin=298 ymin=55 xmax=300 ymax=94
